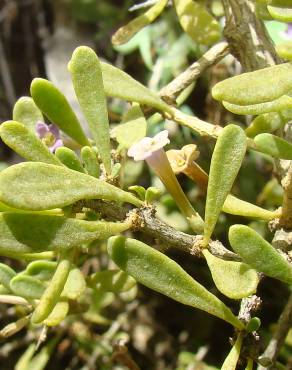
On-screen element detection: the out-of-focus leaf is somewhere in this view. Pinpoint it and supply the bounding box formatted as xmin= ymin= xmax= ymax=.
xmin=0 ymin=263 xmax=16 ymax=291
xmin=30 ymin=78 xmax=89 ymax=146
xmin=276 ymin=41 xmax=292 ymax=61
xmin=204 ymin=125 xmax=247 ymax=245
xmin=10 ymin=274 xmax=45 ymax=299
xmin=68 ymin=46 xmax=112 ymax=174
xmin=32 ymin=255 xmax=71 ymax=324
xmin=174 ymin=0 xmax=221 ymax=45
xmin=112 ymin=0 xmax=167 ymax=45
xmin=88 ymin=270 xmax=136 ymax=293
xmin=112 ymin=104 xmax=147 ymax=149
xmin=0 ymin=162 xmax=142 ymax=210
xmin=43 ymin=301 xmax=69 ymax=326
xmin=25 ymin=261 xmax=56 ymax=281
xmin=108 ymin=235 xmax=244 ymax=329
xmin=245 ymin=112 xmax=284 ymax=137
xmin=268 ymin=4 xmax=292 ymax=22
xmin=229 ymin=225 xmax=292 ymax=284
xmin=202 ymin=249 xmax=259 ymax=299
xmin=62 ymin=267 xmax=86 ymax=299
xmin=254 ymin=133 xmax=292 ymax=159
xmin=13 ymin=97 xmax=43 ymax=132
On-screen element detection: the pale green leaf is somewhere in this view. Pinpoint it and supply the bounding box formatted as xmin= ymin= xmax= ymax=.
xmin=212 ymin=63 xmax=292 ymax=105
xmin=32 ymin=255 xmax=71 ymax=323
xmin=101 ymin=61 xmax=172 ymax=114
xmin=0 ymin=121 xmax=62 ymax=165
xmin=0 ymin=162 xmax=142 ymax=210
xmin=204 ymin=125 xmax=247 ymax=245
xmin=0 ymin=213 xmax=132 ymax=257
xmin=81 ymin=146 xmax=100 ymax=178
xmin=223 ymin=95 xmax=292 ymax=115
xmin=108 ymin=235 xmax=244 ymax=329
xmin=202 ymin=249 xmax=259 ymax=299
xmin=30 ymin=78 xmax=89 ymax=146
xmin=68 ymin=46 xmax=111 ymax=174
xmin=222 ymin=194 xmax=280 ymax=220
xmin=229 ymin=225 xmax=292 ymax=284
xmin=13 ymin=97 xmax=43 ymax=132
xmin=221 ymin=334 xmax=243 ymax=370
xmin=55 ymin=147 xmax=85 ymax=172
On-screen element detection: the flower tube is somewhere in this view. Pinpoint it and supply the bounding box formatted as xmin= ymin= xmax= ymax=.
xmin=128 ymin=131 xmax=204 ymax=233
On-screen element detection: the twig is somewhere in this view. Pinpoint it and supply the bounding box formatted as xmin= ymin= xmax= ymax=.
xmin=80 ymin=200 xmax=240 ymax=261
xmin=257 ymin=292 xmax=292 ymax=369
xmin=159 ymin=41 xmax=229 ymax=103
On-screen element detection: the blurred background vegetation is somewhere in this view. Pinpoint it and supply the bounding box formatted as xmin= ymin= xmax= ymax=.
xmin=0 ymin=1 xmax=291 ymax=369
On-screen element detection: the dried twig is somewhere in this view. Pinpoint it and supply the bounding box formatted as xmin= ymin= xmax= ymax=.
xmin=160 ymin=41 xmax=229 ymax=103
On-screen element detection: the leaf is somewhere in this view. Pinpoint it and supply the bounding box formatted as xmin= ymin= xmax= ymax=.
xmin=202 ymin=249 xmax=259 ymax=299
xmin=276 ymin=41 xmax=292 ymax=61
xmin=229 ymin=225 xmax=292 ymax=284
xmin=221 ymin=334 xmax=243 ymax=370
xmin=245 ymin=112 xmax=284 ymax=138
xmin=222 ymin=95 xmax=292 ymax=115
xmin=101 ymin=61 xmax=172 ymax=114
xmin=88 ymin=270 xmax=136 ymax=293
xmin=13 ymin=97 xmax=43 ymax=132
xmin=43 ymin=301 xmax=69 ymax=326
xmin=30 ymin=78 xmax=89 ymax=146
xmin=107 ymin=235 xmax=244 ymax=329
xmin=10 ymin=274 xmax=46 ymax=299
xmin=61 ymin=267 xmax=86 ymax=299
xmin=0 ymin=263 xmax=16 ymax=291
xmin=254 ymin=133 xmax=292 ymax=159
xmin=204 ymin=125 xmax=247 ymax=245
xmin=112 ymin=0 xmax=167 ymax=45
xmin=68 ymin=47 xmax=111 ymax=174
xmin=0 ymin=315 xmax=30 ymax=338
xmin=268 ymin=5 xmax=292 ymax=22
xmin=222 ymin=194 xmax=280 ymax=220
xmin=81 ymin=146 xmax=100 ymax=178
xmin=0 ymin=121 xmax=62 ymax=165
xmin=0 ymin=162 xmax=142 ymax=210
xmin=0 ymin=213 xmax=132 ymax=257
xmin=112 ymin=104 xmax=147 ymax=149
xmin=31 ymin=254 xmax=71 ymax=324
xmin=55 ymin=147 xmax=85 ymax=172
xmin=174 ymin=0 xmax=221 ymax=45
xmin=212 ymin=63 xmax=292 ymax=105
xmin=25 ymin=261 xmax=57 ymax=281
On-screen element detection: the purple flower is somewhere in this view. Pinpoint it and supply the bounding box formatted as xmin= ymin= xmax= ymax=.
xmin=36 ymin=122 xmax=63 ymax=153
xmin=286 ymin=23 xmax=292 ymax=39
